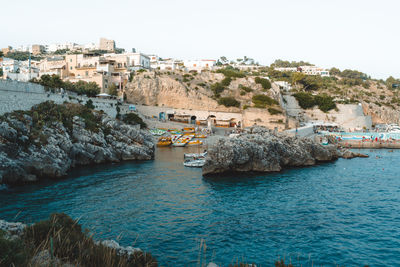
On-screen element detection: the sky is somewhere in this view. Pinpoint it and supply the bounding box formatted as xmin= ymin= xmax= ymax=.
xmin=2 ymin=0 xmax=399 ymax=79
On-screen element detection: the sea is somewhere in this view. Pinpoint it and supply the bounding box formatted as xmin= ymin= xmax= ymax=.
xmin=1 ymin=148 xmax=399 ymax=266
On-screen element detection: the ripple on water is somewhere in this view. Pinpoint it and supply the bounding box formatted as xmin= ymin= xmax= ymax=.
xmin=0 ymin=148 xmax=400 ymax=266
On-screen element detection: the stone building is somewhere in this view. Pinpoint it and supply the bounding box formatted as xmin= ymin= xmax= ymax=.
xmin=99 ymin=38 xmax=115 ymax=52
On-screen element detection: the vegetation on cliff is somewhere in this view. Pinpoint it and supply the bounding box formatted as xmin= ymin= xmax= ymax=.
xmin=293 ymin=92 xmax=336 ymax=112
xmin=31 ymin=74 xmax=101 ymax=97
xmin=0 ymin=213 xmax=157 ymax=266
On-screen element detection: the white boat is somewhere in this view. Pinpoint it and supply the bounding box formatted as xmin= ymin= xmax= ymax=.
xmin=183 ymin=159 xmax=206 ymax=167
xmin=184 ymin=151 xmax=207 ymax=159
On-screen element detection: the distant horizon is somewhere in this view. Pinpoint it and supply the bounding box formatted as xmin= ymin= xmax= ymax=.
xmin=2 ymin=0 xmax=399 ymax=80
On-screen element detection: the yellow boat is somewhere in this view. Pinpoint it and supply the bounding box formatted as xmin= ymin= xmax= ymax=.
xmin=187 ymin=139 xmax=203 ymax=146
xmin=183 ymin=127 xmax=195 ymax=133
xmin=157 ymin=136 xmax=172 ymax=147
xmin=195 ymin=134 xmax=207 ymax=138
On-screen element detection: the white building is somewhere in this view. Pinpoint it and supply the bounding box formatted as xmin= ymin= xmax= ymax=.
xmin=275 ymin=65 xmax=330 ymax=77
xmin=1 ymin=58 xmax=39 ymax=81
xmin=183 ymin=59 xmax=216 ymax=72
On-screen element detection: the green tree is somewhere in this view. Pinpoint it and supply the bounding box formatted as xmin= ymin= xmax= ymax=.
xmin=254 ymin=77 xmax=271 ymax=90
xmin=108 ymin=83 xmax=118 ymax=96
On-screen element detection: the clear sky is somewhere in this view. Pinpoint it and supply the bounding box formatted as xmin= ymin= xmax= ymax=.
xmin=2 ymin=0 xmax=399 ymax=79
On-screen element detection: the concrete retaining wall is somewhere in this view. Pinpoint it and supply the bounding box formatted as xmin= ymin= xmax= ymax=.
xmin=0 ymin=80 xmax=126 ymax=118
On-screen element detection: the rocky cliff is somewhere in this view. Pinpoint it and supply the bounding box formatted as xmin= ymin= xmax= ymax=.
xmin=0 ymin=101 xmax=154 ymax=185
xmin=202 ymin=127 xmax=366 ymax=175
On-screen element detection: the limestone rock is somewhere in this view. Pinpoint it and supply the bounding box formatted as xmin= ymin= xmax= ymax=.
xmin=0 ymin=105 xmax=155 ymax=185
xmin=202 ymin=126 xmax=364 ymax=176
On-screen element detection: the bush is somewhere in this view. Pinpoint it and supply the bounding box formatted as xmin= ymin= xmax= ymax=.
xmin=23 ymin=213 xmax=157 ymax=267
xmin=239 ymin=85 xmax=253 ymax=92
xmin=216 ymin=67 xmax=246 ymax=78
xmin=123 ymin=113 xmax=147 ymax=129
xmin=252 ymin=94 xmax=278 ymax=108
xmin=268 ymin=107 xmax=283 ymax=115
xmin=0 ymin=230 xmax=29 ymax=266
xmin=221 ymin=76 xmax=232 ymax=86
xmin=211 ymin=83 xmax=225 ymax=97
xmin=218 ymin=97 xmax=240 ymax=107
xmin=293 ymin=92 xmax=336 ymax=112
xmin=254 ymin=77 xmax=271 ymax=90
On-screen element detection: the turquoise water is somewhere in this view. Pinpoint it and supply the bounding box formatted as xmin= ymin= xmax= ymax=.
xmin=1 ymin=148 xmax=400 ymax=266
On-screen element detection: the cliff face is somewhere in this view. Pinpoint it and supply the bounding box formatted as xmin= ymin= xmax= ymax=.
xmin=202 ymin=127 xmax=365 ymax=176
xmin=124 ymin=71 xmax=277 ymax=112
xmin=363 ymin=102 xmax=400 ymax=125
xmin=0 ymin=102 xmax=154 ymax=185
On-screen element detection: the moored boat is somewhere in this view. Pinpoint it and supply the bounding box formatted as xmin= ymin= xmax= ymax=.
xmin=187 ymin=139 xmax=203 ymax=146
xmin=183 ymin=159 xmax=206 ymax=167
xmin=157 ymin=136 xmax=172 ymax=147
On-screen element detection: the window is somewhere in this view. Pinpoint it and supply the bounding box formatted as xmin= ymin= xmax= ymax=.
xmin=70 ymin=59 xmax=72 ymax=62
xmin=85 ymin=71 xmax=89 ymax=76
xmin=70 ymin=67 xmax=72 ymax=70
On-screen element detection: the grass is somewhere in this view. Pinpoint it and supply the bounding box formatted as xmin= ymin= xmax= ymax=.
xmin=1 ymin=213 xmax=157 ymax=267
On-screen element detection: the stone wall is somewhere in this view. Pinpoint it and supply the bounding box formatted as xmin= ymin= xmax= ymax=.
xmin=0 ymin=80 xmax=126 ymax=118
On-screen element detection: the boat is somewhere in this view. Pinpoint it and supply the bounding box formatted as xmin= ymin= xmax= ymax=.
xmin=183 ymin=159 xmax=206 ymax=167
xmin=195 ymin=134 xmax=207 ymax=138
xmin=157 ymin=136 xmax=172 ymax=147
xmin=183 ymin=127 xmax=195 ymax=133
xmin=187 ymin=139 xmax=203 ymax=146
xmin=184 ymin=151 xmax=207 ymax=159
xmin=150 ymin=129 xmax=167 ymax=136
xmin=171 ymin=134 xmax=182 ymax=143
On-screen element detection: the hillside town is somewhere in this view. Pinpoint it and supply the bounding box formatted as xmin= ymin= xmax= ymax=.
xmin=1 ymin=37 xmax=400 ymax=150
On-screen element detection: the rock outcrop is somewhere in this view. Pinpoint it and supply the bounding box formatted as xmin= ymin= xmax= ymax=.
xmin=202 ymin=127 xmax=367 ymax=176
xmin=0 ymin=102 xmax=154 ymax=185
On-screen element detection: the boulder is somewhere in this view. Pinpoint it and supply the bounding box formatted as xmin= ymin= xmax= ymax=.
xmin=203 ymin=127 xmax=366 ymax=176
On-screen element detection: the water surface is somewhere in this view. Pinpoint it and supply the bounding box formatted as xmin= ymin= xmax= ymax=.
xmin=1 ymin=148 xmax=399 ymax=266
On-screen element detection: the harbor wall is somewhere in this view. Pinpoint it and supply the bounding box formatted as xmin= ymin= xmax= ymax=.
xmin=0 ymin=80 xmax=128 ymax=118
xmin=339 ymin=139 xmax=400 ymax=149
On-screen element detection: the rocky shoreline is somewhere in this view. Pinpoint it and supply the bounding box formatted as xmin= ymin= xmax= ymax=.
xmin=0 ymin=101 xmax=155 ymax=185
xmin=202 ymin=127 xmax=368 ymax=176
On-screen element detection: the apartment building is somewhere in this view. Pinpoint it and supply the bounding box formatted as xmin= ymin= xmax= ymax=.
xmin=183 ymin=59 xmax=216 ymax=72
xmin=99 ymin=38 xmax=115 ymax=52
xmin=39 ymin=57 xmax=68 ymax=78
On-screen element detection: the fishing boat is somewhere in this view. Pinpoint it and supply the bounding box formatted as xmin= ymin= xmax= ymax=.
xmin=187 ymin=139 xmax=203 ymax=146
xmin=150 ymin=129 xmax=167 ymax=136
xmin=183 ymin=159 xmax=206 ymax=167
xmin=183 ymin=127 xmax=195 ymax=133
xmin=195 ymin=134 xmax=207 ymax=138
xmin=157 ymin=136 xmax=172 ymax=147
xmin=184 ymin=151 xmax=207 ymax=159
xmin=171 ymin=134 xmax=182 ymax=143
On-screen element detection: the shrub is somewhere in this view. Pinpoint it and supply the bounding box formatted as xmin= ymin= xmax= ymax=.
xmin=252 ymin=94 xmax=278 ymax=108
xmin=85 ymin=99 xmax=95 ymax=109
xmin=221 ymin=76 xmax=232 ymax=86
xmin=0 ymin=230 xmax=29 ymax=266
xmin=254 ymin=77 xmax=271 ymax=90
xmin=23 ymin=213 xmax=157 ymax=267
xmin=123 ymin=113 xmax=147 ymax=129
xmin=218 ymin=97 xmax=240 ymax=107
xmin=216 ymin=67 xmax=246 ymax=78
xmin=293 ymin=92 xmax=336 ymax=112
xmin=268 ymin=107 xmax=283 ymax=115
xmin=239 ymin=85 xmax=253 ymax=92
xmin=240 ymin=91 xmax=246 ymax=96
xmin=243 ymin=105 xmax=250 ymax=110
xmin=211 ymin=83 xmax=225 ymax=97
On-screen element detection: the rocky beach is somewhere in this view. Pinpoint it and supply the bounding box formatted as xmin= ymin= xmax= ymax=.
xmin=0 ymin=101 xmax=154 ymax=185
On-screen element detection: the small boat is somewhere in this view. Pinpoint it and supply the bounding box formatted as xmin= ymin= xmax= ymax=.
xmin=184 ymin=151 xmax=207 ymax=159
xmin=183 ymin=127 xmax=195 ymax=133
xmin=183 ymin=159 xmax=206 ymax=167
xmin=171 ymin=134 xmax=182 ymax=143
xmin=150 ymin=129 xmax=167 ymax=136
xmin=187 ymin=139 xmax=203 ymax=146
xmin=172 ymin=138 xmax=189 ymax=147
xmin=195 ymin=134 xmax=207 ymax=138
xmin=157 ymin=136 xmax=172 ymax=147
